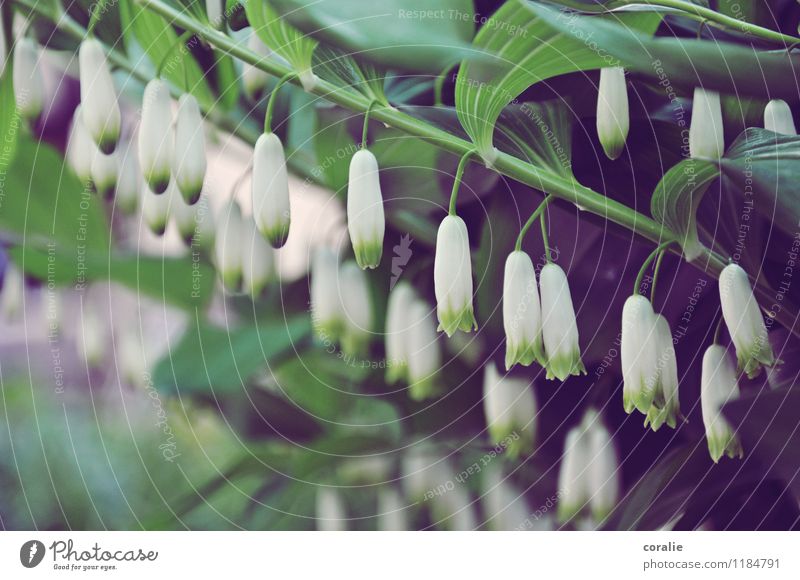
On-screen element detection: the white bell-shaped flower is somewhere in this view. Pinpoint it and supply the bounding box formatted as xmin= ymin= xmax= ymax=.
xmin=401 ymin=445 xmax=437 ymax=502
xmin=117 ymin=330 xmax=148 ymax=387
xmin=315 ymin=488 xmax=347 ymax=532
xmin=406 ymin=298 xmax=442 ymax=401
xmin=719 ymin=263 xmax=774 ymax=378
xmin=428 ymin=459 xmax=478 ymax=531
xmin=174 ymin=193 xmax=215 ymax=249
xmin=540 ymin=263 xmax=585 ymax=380
xmin=77 ymin=306 xmax=107 ymax=368
xmin=621 ymin=294 xmax=659 ymax=414
xmin=139 ymin=79 xmax=173 ymax=194
xmin=0 ymin=263 xmax=24 ymax=321
xmin=141 ymin=180 xmax=174 ymax=236
xmin=173 ymin=94 xmax=206 ymax=205
xmin=79 ymin=39 xmax=120 ymax=154
xmin=557 ymin=424 xmax=588 ymax=522
xmin=310 ymin=246 xmax=343 ymax=342
xmin=214 ymin=200 xmax=245 ymax=291
xmin=584 ymin=411 xmax=620 ymax=522
xmin=66 ymin=106 xmax=94 ymax=184
xmin=701 ymin=345 xmax=744 ymax=462
xmin=338 ymin=260 xmax=372 ymax=356
xmin=241 ymin=216 xmax=275 ymax=299
xmin=596 ymin=67 xmax=629 ymax=160
xmin=13 ymin=38 xmax=44 ymax=120
xmin=206 ymin=0 xmax=223 ymax=27
xmin=481 ymin=466 xmax=533 ymax=531
xmin=385 ymin=282 xmax=416 ymax=384
xmin=763 ymin=99 xmax=796 ymax=135
xmin=346 ymin=149 xmax=385 ymax=269
xmin=91 ymin=148 xmax=117 ymax=199
xmin=644 ymin=314 xmax=681 ymax=431
xmin=252 ymin=132 xmax=291 ymax=248
xmin=503 ymin=250 xmax=543 ymax=370
xmin=689 ymin=87 xmax=724 ymax=160
xmin=434 ymin=215 xmax=476 ymax=336
xmin=115 ymin=142 xmax=140 ymax=215
xmin=376 ymin=488 xmax=409 ymax=531
xmin=482 ymin=364 xmax=536 ymax=458
xmin=243 ymin=33 xmax=271 ymax=101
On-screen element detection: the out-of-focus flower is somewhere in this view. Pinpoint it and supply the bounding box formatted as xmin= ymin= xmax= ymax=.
xmin=503 ymin=250 xmax=543 ymax=370
xmin=214 ymin=200 xmax=245 ymax=291
xmin=241 ymin=216 xmax=275 ymax=299
xmin=141 ymin=181 xmax=174 ymax=236
xmin=763 ymin=99 xmax=796 ymax=135
xmin=429 ymin=460 xmax=478 ymax=531
xmin=338 ymin=260 xmax=372 ymax=356
xmin=253 ymin=133 xmax=291 ymax=248
xmin=243 ymin=33 xmax=271 ymax=101
xmin=310 ymin=247 xmax=343 ymax=342
xmin=434 ymin=215 xmax=476 ymax=336
xmin=66 ymin=106 xmax=94 ymax=183
xmin=139 ymin=79 xmax=173 ymax=194
xmin=406 ymin=299 xmax=441 ymax=401
xmin=621 ymin=294 xmax=659 ymax=414
xmin=315 ymin=488 xmax=347 ymax=531
xmin=115 ymin=142 xmax=140 ymax=215
xmin=79 ymin=39 xmax=120 ymax=154
xmin=376 ymin=488 xmax=409 ymax=531
xmin=173 ymin=94 xmax=206 ymax=205
xmin=540 ymin=263 xmax=585 ymax=380
xmin=689 ymin=87 xmax=724 ymax=160
xmin=719 ymin=263 xmax=775 ymax=378
xmin=557 ymin=423 xmax=587 ymax=522
xmin=584 ymin=410 xmax=620 ymax=522
xmin=384 ymin=282 xmax=415 ymax=384
xmin=0 ymin=263 xmax=24 ymax=321
xmin=596 ymin=67 xmax=629 ymax=160
xmin=482 ymin=364 xmax=536 ymax=458
xmin=481 ymin=465 xmax=539 ymax=531
xmin=91 ymin=148 xmax=117 ymax=199
xmin=206 ymin=0 xmax=223 ymax=27
xmin=13 ymin=38 xmax=44 ymax=120
xmin=77 ymin=306 xmax=107 ymax=368
xmin=338 ymin=455 xmax=392 ymax=486
xmin=644 ymin=314 xmax=681 ymax=431
xmin=347 ymin=149 xmax=385 ymax=269
xmin=117 ymin=330 xmax=148 ymax=387
xmin=173 ymin=193 xmax=215 ymax=249
xmin=701 ymin=345 xmax=744 ymax=463
xmin=0 ymin=12 xmax=6 ymax=78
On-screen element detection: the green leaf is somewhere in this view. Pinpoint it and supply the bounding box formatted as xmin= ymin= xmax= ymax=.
xmin=313 ymin=45 xmax=388 ymax=105
xmin=269 ymin=0 xmax=475 ymax=74
xmin=650 ymin=158 xmax=720 ymax=261
xmin=527 ymin=3 xmax=800 ymax=102
xmin=456 ymin=1 xmax=660 ymax=163
xmin=0 ymin=68 xmax=19 ymax=167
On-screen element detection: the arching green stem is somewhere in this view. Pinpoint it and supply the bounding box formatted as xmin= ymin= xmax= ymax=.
xmin=650 ymin=250 xmax=666 ymax=305
xmin=448 ymin=149 xmax=477 ymax=216
xmin=156 ymin=29 xmax=194 ymax=79
xmin=264 ymin=71 xmax=297 ymax=134
xmin=361 ymin=100 xmax=379 ymax=149
xmin=634 ymin=240 xmax=675 ymax=295
xmin=540 ymin=210 xmax=552 ymax=263
xmin=86 ymin=0 xmax=110 ymax=36
xmin=515 ymin=196 xmax=554 ymax=251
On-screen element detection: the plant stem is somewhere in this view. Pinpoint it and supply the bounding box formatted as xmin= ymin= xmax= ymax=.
xmin=650 ymin=250 xmax=666 ymax=306
xmin=634 ymin=241 xmax=674 ymax=296
xmin=361 ymin=100 xmax=378 ymax=149
xmin=540 ymin=210 xmax=552 ymax=263
xmin=448 ymin=149 xmax=476 ymax=216
xmin=713 ymin=315 xmax=725 ymax=344
xmin=515 ymin=195 xmax=553 ymax=251
xmin=264 ymin=71 xmax=296 ymax=134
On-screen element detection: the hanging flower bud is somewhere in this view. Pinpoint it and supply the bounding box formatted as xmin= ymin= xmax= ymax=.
xmin=91 ymin=148 xmax=117 ymax=199
xmin=66 ymin=106 xmax=94 ymax=184
xmin=214 ymin=200 xmax=244 ymax=291
xmin=139 ymin=79 xmax=173 ymax=194
xmin=701 ymin=345 xmax=744 ymax=462
xmin=540 ymin=263 xmax=585 ymax=381
xmin=719 ymin=263 xmax=775 ymax=378
xmin=406 ymin=299 xmax=442 ymax=401
xmin=689 ymin=88 xmax=724 ymax=160
xmin=428 ymin=460 xmax=478 ymax=531
xmin=243 ymin=33 xmax=271 ymax=101
xmin=385 ymin=282 xmax=415 ymax=384
xmin=557 ymin=424 xmax=588 ymax=523
xmin=77 ymin=307 xmax=107 ymax=368
xmin=141 ymin=181 xmax=174 ymax=236
xmin=482 ymin=364 xmax=536 ymax=458
xmin=310 ymin=246 xmax=343 ymax=342
xmin=115 ymin=142 xmax=140 ymax=215
xmin=173 ymin=94 xmax=206 ymax=205
xmin=596 ymin=67 xmax=629 ymax=160
xmin=503 ymin=250 xmax=543 ymax=370
xmin=434 ymin=215 xmax=476 ymax=336
xmin=621 ymin=294 xmax=659 ymax=414
xmin=763 ymin=99 xmax=796 ymax=135
xmin=315 ymin=488 xmax=347 ymax=531
xmin=644 ymin=314 xmax=681 ymax=431
xmin=253 ymin=133 xmax=291 ymax=248
xmin=13 ymin=38 xmax=44 ymax=121
xmin=0 ymin=263 xmax=24 ymax=321
xmin=79 ymin=39 xmax=120 ymax=154
xmin=241 ymin=216 xmax=275 ymax=298
xmin=117 ymin=330 xmax=148 ymax=387
xmin=338 ymin=260 xmax=372 ymax=356
xmin=584 ymin=411 xmax=620 ymax=521
xmin=347 ymin=149 xmax=385 ymax=269
xmin=481 ymin=466 xmax=536 ymax=531
xmin=174 ymin=193 xmax=215 ymax=249
xmin=376 ymin=488 xmax=409 ymax=531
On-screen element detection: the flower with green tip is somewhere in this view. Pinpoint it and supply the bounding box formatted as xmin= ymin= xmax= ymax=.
xmin=173 ymin=94 xmax=206 ymax=205
xmin=503 ymin=250 xmax=544 ymax=370
xmin=644 ymin=314 xmax=682 ymax=432
xmin=91 ymin=148 xmax=117 ymax=199
xmin=434 ymin=215 xmax=476 ymax=336
xmin=689 ymin=87 xmax=724 ymax=160
xmin=253 ymin=133 xmax=291 ymax=248
xmin=141 ymin=181 xmax=174 ymax=236
xmin=214 ymin=200 xmax=245 ymax=291
xmin=338 ymin=261 xmax=373 ymax=357
xmin=482 ymin=364 xmax=537 ymax=458
xmin=66 ymin=106 xmax=94 ymax=183
xmin=621 ymin=294 xmax=659 ymax=414
xmin=139 ymin=79 xmax=173 ymax=194
xmin=584 ymin=410 xmax=620 ymax=522
xmin=540 ymin=263 xmax=585 ymax=380
xmin=13 ymin=38 xmax=44 ymax=121
xmin=557 ymin=424 xmax=588 ymax=523
xmin=384 ymin=282 xmax=415 ymax=384
xmin=406 ymin=299 xmax=442 ymax=401
xmin=701 ymin=345 xmax=744 ymax=463
xmin=719 ymin=263 xmax=775 ymax=378
xmin=241 ymin=216 xmax=275 ymax=299
xmin=311 ymin=247 xmax=343 ymax=342
xmin=174 ymin=194 xmax=215 ymax=249
xmin=596 ymin=67 xmax=629 ymax=160
xmin=764 ymin=99 xmax=796 ymax=135
xmin=347 ymin=149 xmax=385 ymax=269
xmin=79 ymin=39 xmax=120 ymax=154
xmin=115 ymin=142 xmax=140 ymax=215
